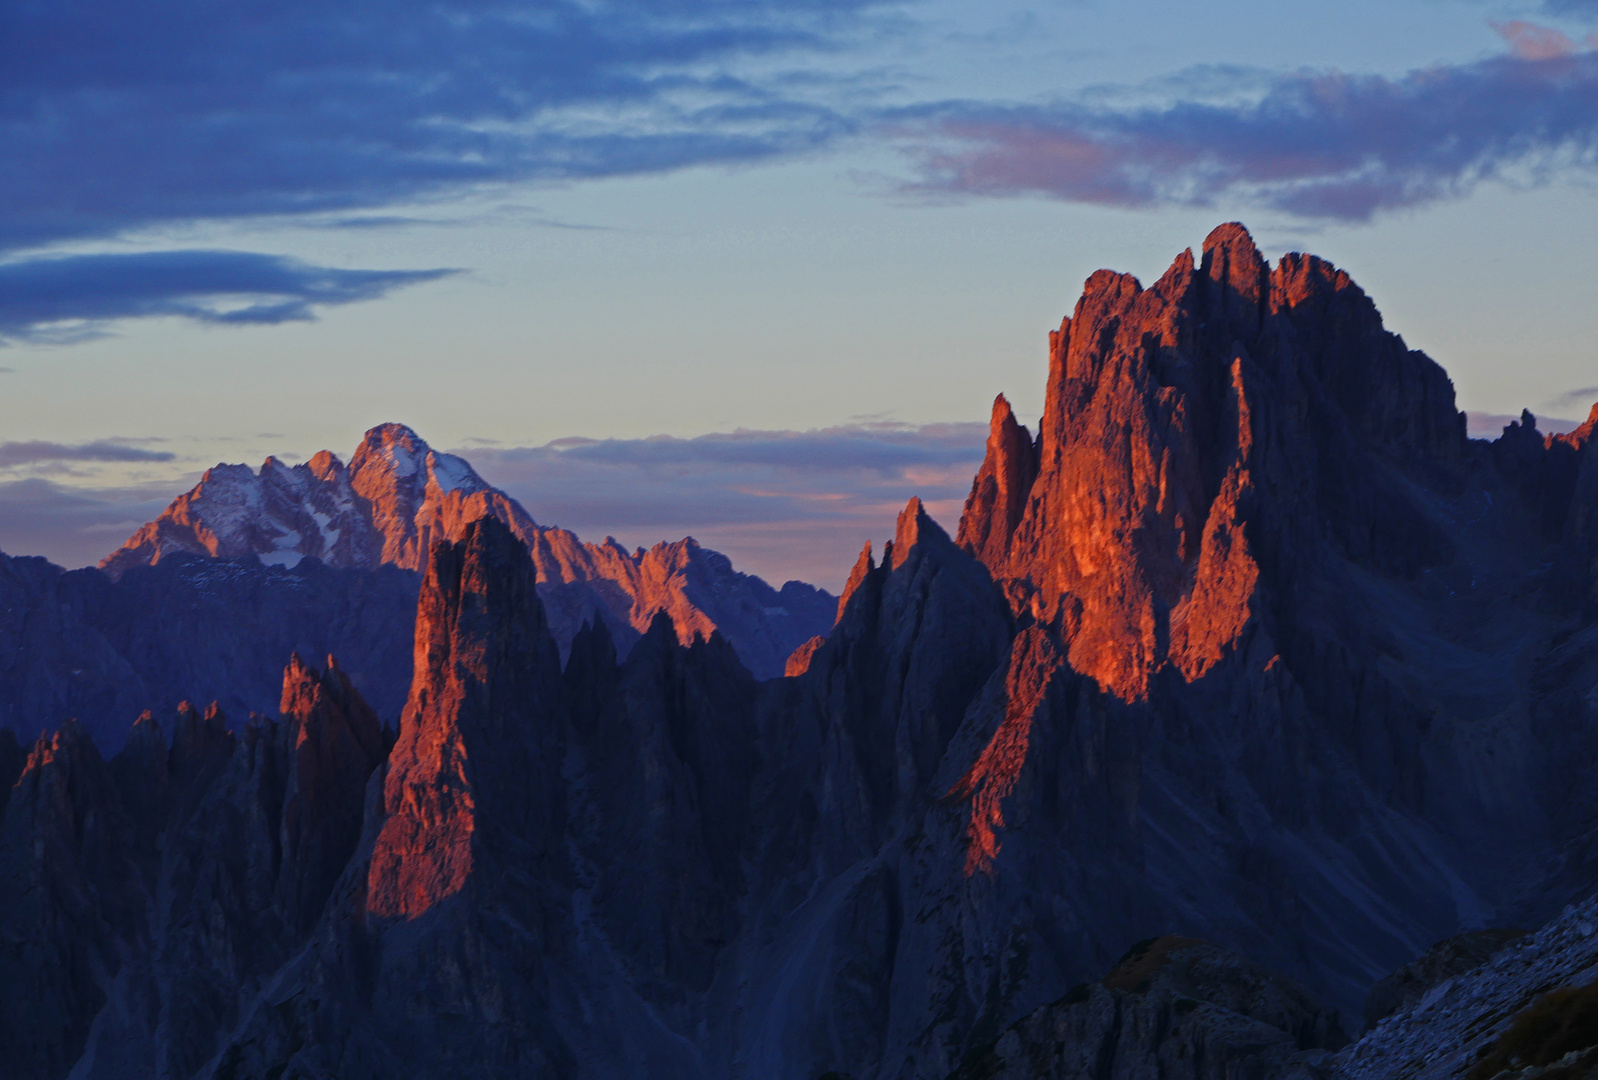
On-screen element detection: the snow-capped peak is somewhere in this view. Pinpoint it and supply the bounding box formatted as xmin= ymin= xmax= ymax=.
xmin=357 ymin=423 xmax=430 ymax=481
xmin=425 ymin=450 xmax=485 ymax=495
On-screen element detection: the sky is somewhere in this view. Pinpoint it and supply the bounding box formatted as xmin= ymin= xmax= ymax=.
xmin=3 ymin=0 xmax=1598 ymax=589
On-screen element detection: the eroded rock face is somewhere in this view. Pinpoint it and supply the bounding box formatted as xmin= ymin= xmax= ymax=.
xmin=0 ymin=546 xmax=419 ymax=749
xmin=1557 ymin=404 xmax=1598 ymax=613
xmin=277 ymin=654 xmax=389 ymax=936
xmin=216 ymin=516 xmax=771 ymax=1079
xmin=0 ymin=552 xmax=150 ymax=746
xmin=956 ymin=395 xmax=1039 ymax=573
xmin=961 ymin=223 xmax=1461 ymax=702
xmin=1336 ymin=895 xmax=1598 ymax=1080
xmin=914 ymin=225 xmax=1540 ymax=1043
xmin=568 ymin=611 xmax=761 ymax=1001
xmin=368 ymin=514 xmax=565 ymax=920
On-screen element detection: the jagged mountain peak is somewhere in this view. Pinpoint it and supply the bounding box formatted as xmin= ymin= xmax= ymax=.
xmin=958 ymin=222 xmax=1467 ymax=700
xmin=10 ymin=223 xmax=1598 ymax=1080
xmin=837 ymin=539 xmax=875 ymax=620
xmin=349 ymin=420 xmax=489 ymax=497
xmin=96 ymin=422 xmax=834 ymax=680
xmin=890 ymin=495 xmax=951 ymax=569
xmin=369 ymin=514 xmax=563 ymax=920
xmin=101 ymin=421 xmax=509 ymax=579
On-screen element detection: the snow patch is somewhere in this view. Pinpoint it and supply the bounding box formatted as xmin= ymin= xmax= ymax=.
xmin=262 ymin=529 xmax=304 ymax=567
xmin=428 ymin=451 xmax=481 ymax=494
xmin=386 ymin=437 xmax=430 ymax=480
xmin=309 ymin=511 xmax=340 ymax=549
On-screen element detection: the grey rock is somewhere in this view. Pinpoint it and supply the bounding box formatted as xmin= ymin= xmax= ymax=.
xmin=947 ymin=936 xmax=1345 ymax=1080
xmin=1363 ymin=930 xmax=1527 ymax=1032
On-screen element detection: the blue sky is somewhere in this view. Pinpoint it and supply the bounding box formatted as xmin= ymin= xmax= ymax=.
xmin=3 ymin=0 xmax=1598 ymax=588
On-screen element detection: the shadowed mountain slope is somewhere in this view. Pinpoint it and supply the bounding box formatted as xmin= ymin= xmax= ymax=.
xmin=4 ymin=224 xmax=1598 ymax=1080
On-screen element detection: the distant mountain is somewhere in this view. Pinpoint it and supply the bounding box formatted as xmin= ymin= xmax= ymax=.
xmin=5 ymin=224 xmax=1598 ymax=1080
xmin=101 ymin=422 xmax=834 ymax=679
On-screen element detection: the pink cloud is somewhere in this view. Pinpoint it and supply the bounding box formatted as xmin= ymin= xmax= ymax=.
xmin=1493 ymin=20 xmax=1582 ymax=61
xmin=889 ymin=34 xmax=1598 ymax=221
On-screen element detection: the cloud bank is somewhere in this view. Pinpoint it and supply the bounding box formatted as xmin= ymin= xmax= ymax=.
xmin=0 ymin=0 xmax=883 ymax=336
xmin=0 ymin=251 xmax=454 ymax=342
xmin=1 ymin=0 xmax=876 ymax=251
xmin=0 ymin=478 xmax=175 ymax=571
xmin=890 ymin=27 xmax=1598 ymax=221
xmin=11 ymin=4 xmax=1598 ymax=339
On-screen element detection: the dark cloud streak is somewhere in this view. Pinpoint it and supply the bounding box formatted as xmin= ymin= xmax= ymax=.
xmin=0 ymin=441 xmax=176 ymax=467
xmin=1545 ymin=0 xmax=1598 ymax=16
xmin=1547 ymin=385 xmax=1598 ymax=413
xmin=0 ymin=0 xmax=879 ymax=250
xmin=0 ymin=251 xmax=453 ymax=342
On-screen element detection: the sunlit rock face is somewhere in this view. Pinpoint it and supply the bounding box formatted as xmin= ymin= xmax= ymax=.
xmin=6 ymin=223 xmax=1598 ymax=1080
xmin=367 ymin=515 xmax=566 ymax=920
xmin=959 ymin=223 xmax=1461 ymax=702
xmin=98 ymin=422 xmax=834 ymax=679
xmin=100 ymin=423 xmax=517 ymax=576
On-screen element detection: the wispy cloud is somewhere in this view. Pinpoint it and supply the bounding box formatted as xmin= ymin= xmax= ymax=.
xmin=1494 ymin=20 xmax=1598 ymax=59
xmin=0 ymin=477 xmax=178 ymax=569
xmin=458 ymin=420 xmax=989 ymax=588
xmin=887 ymin=27 xmax=1598 ymax=221
xmin=0 ymin=0 xmax=881 ymax=251
xmin=0 ymin=441 xmax=176 ymax=467
xmin=1545 ymin=384 xmax=1598 ymax=415
xmin=0 ymin=250 xmax=454 ymax=342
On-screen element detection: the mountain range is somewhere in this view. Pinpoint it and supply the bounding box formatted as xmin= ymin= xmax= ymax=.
xmin=0 ymin=423 xmax=834 ymax=749
xmin=3 ymin=222 xmax=1598 ymax=1079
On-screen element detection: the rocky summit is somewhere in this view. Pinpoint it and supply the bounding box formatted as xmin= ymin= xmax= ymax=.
xmin=4 ymin=223 xmax=1598 ymax=1079
xmin=100 ymin=421 xmax=835 ymax=681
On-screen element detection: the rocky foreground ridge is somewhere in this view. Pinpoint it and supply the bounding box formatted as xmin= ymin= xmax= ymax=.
xmin=4 ymin=223 xmax=1598 ymax=1079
